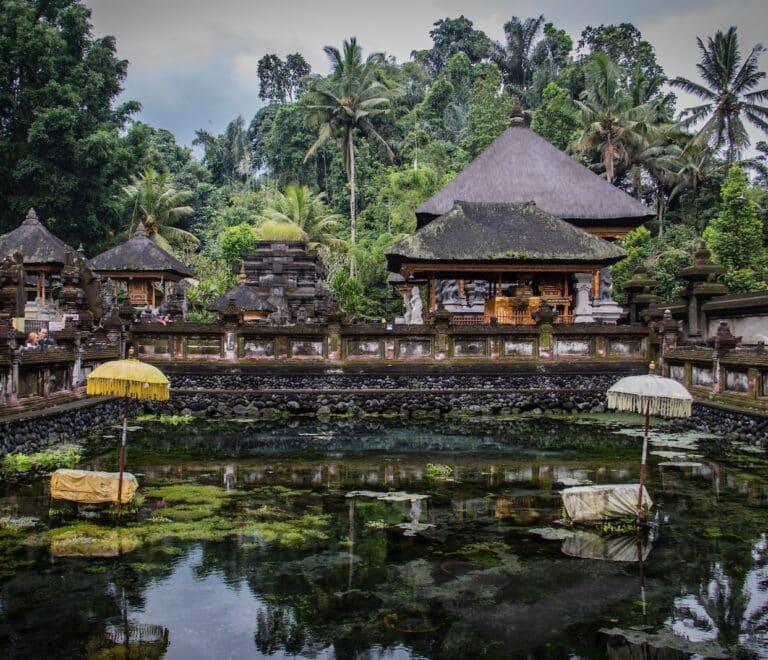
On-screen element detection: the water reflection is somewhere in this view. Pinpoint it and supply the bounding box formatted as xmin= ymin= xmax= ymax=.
xmin=0 ymin=418 xmax=765 ymax=659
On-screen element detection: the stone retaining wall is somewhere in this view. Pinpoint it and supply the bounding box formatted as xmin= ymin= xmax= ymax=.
xmin=0 ymin=399 xmax=134 ymax=456
xmin=1 ymin=374 xmax=766 ymax=456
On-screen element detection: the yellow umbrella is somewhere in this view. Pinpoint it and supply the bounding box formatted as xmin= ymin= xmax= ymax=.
xmin=87 ymin=349 xmax=169 ymax=512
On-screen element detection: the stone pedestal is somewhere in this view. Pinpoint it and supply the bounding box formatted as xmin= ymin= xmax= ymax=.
xmin=572 ymin=273 xmax=595 ymax=323
xmin=592 ymin=300 xmax=623 ymax=324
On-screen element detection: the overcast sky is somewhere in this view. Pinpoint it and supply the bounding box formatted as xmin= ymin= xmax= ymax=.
xmin=88 ymin=0 xmax=768 ymax=148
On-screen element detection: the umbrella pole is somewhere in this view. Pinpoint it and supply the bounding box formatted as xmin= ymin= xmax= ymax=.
xmin=637 ymin=400 xmax=650 ymax=523
xmin=117 ymin=397 xmax=128 ymax=518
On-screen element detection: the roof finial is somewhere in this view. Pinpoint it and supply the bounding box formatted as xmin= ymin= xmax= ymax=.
xmin=238 ymin=262 xmax=246 ymax=284
xmin=133 ymin=221 xmax=149 ymax=238
xmin=23 ymin=208 xmax=39 ymax=224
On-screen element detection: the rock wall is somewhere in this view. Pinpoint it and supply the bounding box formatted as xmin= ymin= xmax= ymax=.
xmin=0 ymin=400 xmax=135 ymax=456
xmin=1 ymin=374 xmax=766 ymax=456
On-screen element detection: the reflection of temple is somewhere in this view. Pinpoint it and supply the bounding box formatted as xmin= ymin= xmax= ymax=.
xmin=209 ymin=241 xmax=332 ymax=325
xmin=387 ymin=120 xmax=653 ymax=324
xmin=91 ymin=223 xmax=194 ymax=311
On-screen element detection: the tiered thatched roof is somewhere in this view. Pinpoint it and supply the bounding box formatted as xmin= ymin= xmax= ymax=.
xmin=416 ymin=122 xmax=653 ymax=229
xmin=387 ymin=201 xmax=627 ymax=272
xmin=90 ymin=224 xmax=193 ymax=279
xmin=0 ymin=209 xmax=77 ymax=266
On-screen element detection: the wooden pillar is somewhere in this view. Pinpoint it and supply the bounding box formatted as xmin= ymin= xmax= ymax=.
xmin=429 ymin=274 xmax=436 ymax=313
xmin=151 ymin=280 xmax=156 ymax=309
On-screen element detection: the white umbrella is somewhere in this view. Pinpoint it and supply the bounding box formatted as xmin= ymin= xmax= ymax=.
xmin=607 ymin=366 xmax=693 ymax=520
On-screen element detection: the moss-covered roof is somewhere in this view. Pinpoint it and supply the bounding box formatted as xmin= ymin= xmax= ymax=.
xmin=90 ymin=224 xmax=193 ymax=279
xmin=0 ymin=209 xmax=77 ymax=266
xmin=387 ymin=201 xmax=627 ymax=272
xmin=416 ymin=123 xmax=653 ymax=228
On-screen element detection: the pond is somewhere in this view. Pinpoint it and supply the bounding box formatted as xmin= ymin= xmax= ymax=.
xmin=0 ymin=416 xmax=766 ymax=659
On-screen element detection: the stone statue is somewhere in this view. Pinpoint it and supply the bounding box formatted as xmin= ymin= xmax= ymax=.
xmin=599 ymin=267 xmax=613 ymax=302
xmin=408 ymin=286 xmax=423 ymax=324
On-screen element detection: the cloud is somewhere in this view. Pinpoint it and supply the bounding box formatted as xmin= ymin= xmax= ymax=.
xmin=87 ymin=0 xmax=768 ymax=152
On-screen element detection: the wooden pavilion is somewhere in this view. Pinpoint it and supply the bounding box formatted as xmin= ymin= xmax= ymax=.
xmin=388 ymin=120 xmax=653 ymax=324
xmin=388 ymin=201 xmax=627 ymax=324
xmin=0 ymin=208 xmax=78 ymax=305
xmin=90 ymin=223 xmax=193 ymax=310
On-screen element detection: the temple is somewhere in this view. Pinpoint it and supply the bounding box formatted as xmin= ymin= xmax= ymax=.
xmin=209 ymin=240 xmax=332 ymax=325
xmin=0 ymin=209 xmax=99 ymax=330
xmin=387 ymin=119 xmax=654 ymax=324
xmin=90 ymin=223 xmax=194 ymax=311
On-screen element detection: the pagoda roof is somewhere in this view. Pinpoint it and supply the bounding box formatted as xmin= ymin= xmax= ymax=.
xmin=0 ymin=209 xmax=77 ymax=266
xmin=416 ymin=122 xmax=653 ymax=229
xmin=387 ymin=201 xmax=626 ymax=272
xmin=90 ymin=224 xmax=193 ymax=279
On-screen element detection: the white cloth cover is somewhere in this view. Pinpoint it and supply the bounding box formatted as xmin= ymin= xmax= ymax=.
xmin=561 ymin=484 xmax=652 ymax=522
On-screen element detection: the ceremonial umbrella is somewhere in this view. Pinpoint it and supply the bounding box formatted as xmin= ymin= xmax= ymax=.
xmin=607 ymin=365 xmax=692 ymax=520
xmin=86 ymin=349 xmax=169 ymax=512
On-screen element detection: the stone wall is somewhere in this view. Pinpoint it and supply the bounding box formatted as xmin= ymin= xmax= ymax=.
xmin=1 ymin=373 xmax=766 ymax=457
xmin=0 ymin=399 xmax=133 ymax=456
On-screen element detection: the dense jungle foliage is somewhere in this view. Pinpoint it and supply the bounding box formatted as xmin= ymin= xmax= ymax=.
xmin=1 ymin=2 xmax=768 ymax=319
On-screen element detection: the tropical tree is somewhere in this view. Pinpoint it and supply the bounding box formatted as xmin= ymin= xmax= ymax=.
xmin=259 ymin=184 xmax=343 ymax=249
xmin=124 ymin=168 xmax=197 ymax=250
xmin=671 ymin=27 xmax=768 ymax=163
xmin=530 ymin=82 xmax=580 ymax=151
xmin=704 ymin=164 xmax=768 ymax=291
xmin=303 ymin=37 xmax=395 ymax=275
xmin=665 ymin=144 xmax=721 ymax=227
xmin=574 ymin=53 xmax=659 ymax=183
xmin=491 ymin=15 xmax=545 ymax=99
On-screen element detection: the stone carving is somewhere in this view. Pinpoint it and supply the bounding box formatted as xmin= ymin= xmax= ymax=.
xmin=572 ymin=272 xmax=595 ymax=323
xmin=406 ymin=286 xmax=423 ymax=324
xmin=0 ymin=252 xmax=25 ymax=318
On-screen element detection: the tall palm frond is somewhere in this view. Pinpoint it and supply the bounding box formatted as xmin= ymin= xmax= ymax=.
xmin=259 ymin=184 xmax=344 ymax=250
xmin=671 ymin=27 xmax=768 ymax=163
xmin=302 ymin=37 xmax=397 ymax=276
xmin=123 ymin=168 xmax=198 ymax=250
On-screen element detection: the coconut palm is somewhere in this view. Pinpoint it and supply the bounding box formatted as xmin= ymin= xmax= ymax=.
xmin=303 ymin=37 xmax=395 ymax=276
xmin=671 ymin=27 xmax=768 ymax=164
xmin=491 ymin=15 xmax=545 ymax=98
xmin=664 ymin=144 xmax=721 ymax=227
xmin=124 ymin=168 xmax=197 ymax=250
xmin=259 ymin=184 xmax=343 ymax=250
xmin=574 ymin=53 xmax=659 ymax=183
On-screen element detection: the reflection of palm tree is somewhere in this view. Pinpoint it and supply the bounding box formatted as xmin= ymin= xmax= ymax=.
xmin=665 ymin=535 xmax=768 ymax=654
xmin=254 ymin=605 xmax=307 ymax=656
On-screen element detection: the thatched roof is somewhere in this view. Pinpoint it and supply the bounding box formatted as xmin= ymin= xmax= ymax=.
xmin=90 ymin=224 xmax=193 ymax=279
xmin=416 ymin=122 xmax=653 ymax=229
xmin=387 ymin=201 xmax=626 ymax=272
xmin=0 ymin=209 xmax=77 ymax=266
xmin=207 ymin=284 xmax=277 ymax=313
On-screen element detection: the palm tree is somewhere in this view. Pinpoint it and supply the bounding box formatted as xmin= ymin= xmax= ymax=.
xmin=124 ymin=168 xmax=197 ymax=251
xmin=491 ymin=15 xmax=545 ymax=98
xmin=664 ymin=144 xmax=721 ymax=227
xmin=259 ymin=184 xmax=343 ymax=250
xmin=303 ymin=37 xmax=395 ymax=276
xmin=574 ymin=53 xmax=659 ymax=183
xmin=671 ymin=27 xmax=768 ymax=164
